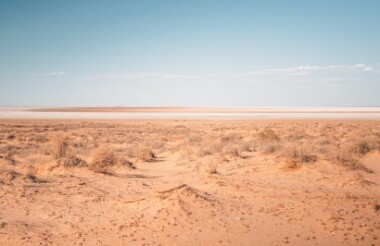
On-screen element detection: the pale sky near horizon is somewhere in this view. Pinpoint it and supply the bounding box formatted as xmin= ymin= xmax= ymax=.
xmin=0 ymin=0 xmax=379 ymax=107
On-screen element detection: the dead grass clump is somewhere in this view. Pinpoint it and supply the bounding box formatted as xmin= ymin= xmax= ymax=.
xmin=221 ymin=131 xmax=241 ymax=142
xmin=197 ymin=139 xmax=223 ymax=157
xmin=350 ymin=141 xmax=373 ymax=156
xmin=60 ymin=154 xmax=87 ymax=168
xmin=90 ymin=148 xmax=118 ymax=173
xmin=31 ymin=135 xmax=49 ymax=143
xmin=6 ymin=133 xmax=15 ymax=140
xmin=49 ymin=136 xmax=69 ymax=160
xmin=49 ymin=135 xmax=87 ymax=169
xmin=283 ymin=147 xmax=317 ymax=171
xmin=282 ymin=159 xmax=303 ymax=171
xmin=263 ymin=142 xmax=280 ymax=154
xmin=206 ymin=163 xmax=218 ymax=175
xmin=198 ymin=145 xmax=214 ymax=157
xmin=187 ymin=134 xmax=204 ymax=145
xmin=335 ymin=151 xmax=372 ymax=172
xmin=258 ymin=128 xmax=280 ymax=141
xmin=135 ymin=148 xmax=156 ymax=162
xmin=24 ymin=172 xmax=47 ymax=183
xmin=171 ymin=142 xmax=194 ymax=156
xmin=222 ymin=145 xmax=242 ymax=158
xmin=317 ymin=137 xmax=331 ymax=146
xmin=205 ymin=133 xmax=251 ymax=158
xmin=242 ymin=139 xmax=256 ymax=152
xmin=150 ymin=140 xmax=166 ymax=151
xmin=0 ymin=169 xmax=20 ymax=184
xmin=289 ymin=148 xmax=317 ymax=163
xmin=2 ymin=145 xmax=17 ymax=165
xmin=128 ymin=147 xmax=157 ymax=162
xmin=374 ymin=202 xmax=380 ymax=212
xmin=120 ymin=159 xmax=136 ymax=169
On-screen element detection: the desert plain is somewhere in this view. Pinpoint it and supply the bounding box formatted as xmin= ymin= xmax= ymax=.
xmin=0 ymin=112 xmax=379 ymax=245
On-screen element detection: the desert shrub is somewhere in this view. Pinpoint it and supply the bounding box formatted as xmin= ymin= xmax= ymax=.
xmin=187 ymin=134 xmax=204 ymax=145
xmin=258 ymin=128 xmax=280 ymax=141
xmin=350 ymin=141 xmax=373 ymax=156
xmin=317 ymin=137 xmax=331 ymax=146
xmin=135 ymin=147 xmax=156 ymax=162
xmin=198 ymin=145 xmax=214 ymax=156
xmin=33 ymin=135 xmax=49 ymax=143
xmin=282 ymin=146 xmax=317 ymax=170
xmin=0 ymin=169 xmax=20 ymax=183
xmin=169 ymin=139 xmax=195 ymax=157
xmin=89 ymin=148 xmax=118 ymax=173
xmin=60 ymin=154 xmax=87 ymax=168
xmin=241 ymin=139 xmax=256 ymax=152
xmin=4 ymin=144 xmax=18 ymax=156
xmin=206 ymin=163 xmax=218 ymax=175
xmin=335 ymin=151 xmax=372 ymax=172
xmin=119 ymin=159 xmax=135 ymax=169
xmin=263 ymin=142 xmax=280 ymax=154
xmin=281 ymin=146 xmax=317 ymax=171
xmin=1 ymin=145 xmax=17 ymax=165
xmin=222 ymin=145 xmax=242 ymax=157
xmin=24 ymin=172 xmax=47 ymax=183
xmin=6 ymin=133 xmax=15 ymax=140
xmin=197 ymin=139 xmax=223 ymax=156
xmin=289 ymin=148 xmax=317 ymax=163
xmin=282 ymin=159 xmax=303 ymax=171
xmin=49 ymin=135 xmax=87 ymax=169
xmin=150 ymin=140 xmax=166 ymax=151
xmin=221 ymin=132 xmax=241 ymax=142
xmin=374 ymin=202 xmax=380 ymax=212
xmin=49 ymin=136 xmax=69 ymax=160
xmin=171 ymin=134 xmax=204 ymax=157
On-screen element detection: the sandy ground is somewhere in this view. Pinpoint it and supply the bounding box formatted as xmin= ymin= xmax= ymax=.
xmin=0 ymin=119 xmax=379 ymax=245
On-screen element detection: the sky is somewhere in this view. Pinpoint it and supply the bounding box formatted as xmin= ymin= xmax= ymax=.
xmin=0 ymin=0 xmax=379 ymax=107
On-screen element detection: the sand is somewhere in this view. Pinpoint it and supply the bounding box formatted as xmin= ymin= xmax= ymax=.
xmin=0 ymin=118 xmax=379 ymax=245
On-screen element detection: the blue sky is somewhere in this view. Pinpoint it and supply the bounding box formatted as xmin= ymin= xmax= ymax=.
xmin=0 ymin=0 xmax=379 ymax=106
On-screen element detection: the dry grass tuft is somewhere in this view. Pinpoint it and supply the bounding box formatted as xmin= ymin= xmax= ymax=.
xmin=335 ymin=151 xmax=372 ymax=172
xmin=59 ymin=154 xmax=87 ymax=168
xmin=0 ymin=169 xmax=20 ymax=184
xmin=258 ymin=128 xmax=280 ymax=141
xmin=282 ymin=147 xmax=317 ymax=171
xmin=50 ymin=135 xmax=69 ymax=160
xmin=206 ymin=163 xmax=218 ymax=175
xmin=119 ymin=159 xmax=136 ymax=169
xmin=221 ymin=145 xmax=242 ymax=158
xmin=374 ymin=202 xmax=380 ymax=212
xmin=350 ymin=141 xmax=373 ymax=156
xmin=34 ymin=135 xmax=49 ymax=143
xmin=3 ymin=147 xmax=17 ymax=165
xmin=133 ymin=147 xmax=156 ymax=162
xmin=282 ymin=159 xmax=303 ymax=171
xmin=49 ymin=135 xmax=88 ymax=169
xmin=24 ymin=172 xmax=47 ymax=183
xmin=89 ymin=148 xmax=118 ymax=173
xmin=263 ymin=142 xmax=280 ymax=154
xmin=289 ymin=148 xmax=317 ymax=163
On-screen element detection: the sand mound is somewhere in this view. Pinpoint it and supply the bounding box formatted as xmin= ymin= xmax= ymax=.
xmin=125 ymin=184 xmax=216 ymax=217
